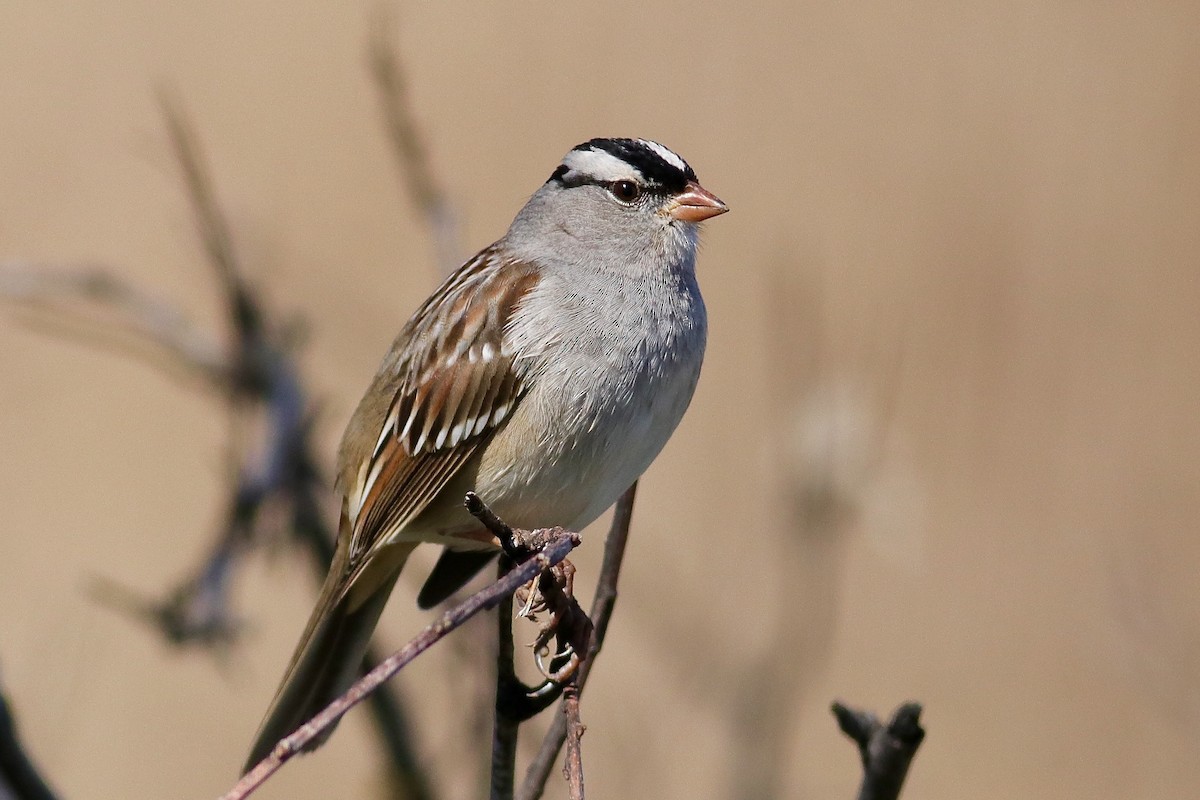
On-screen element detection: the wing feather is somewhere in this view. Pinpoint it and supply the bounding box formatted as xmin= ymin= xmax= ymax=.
xmin=338 ymin=246 xmax=540 ymax=585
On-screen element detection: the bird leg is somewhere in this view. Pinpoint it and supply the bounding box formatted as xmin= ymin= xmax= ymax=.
xmin=463 ymin=493 xmax=593 ymax=694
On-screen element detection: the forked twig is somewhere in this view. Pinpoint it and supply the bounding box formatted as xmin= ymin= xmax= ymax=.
xmin=486 ymin=499 xmax=592 ymax=800
xmin=832 ymin=701 xmax=925 ymax=800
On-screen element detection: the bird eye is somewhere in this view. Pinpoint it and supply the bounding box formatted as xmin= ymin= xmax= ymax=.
xmin=608 ymin=180 xmax=641 ymax=203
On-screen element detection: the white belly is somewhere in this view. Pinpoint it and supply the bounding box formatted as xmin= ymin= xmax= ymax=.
xmin=473 ymin=272 xmax=706 ymax=532
xmin=474 ymin=336 xmax=704 ymax=532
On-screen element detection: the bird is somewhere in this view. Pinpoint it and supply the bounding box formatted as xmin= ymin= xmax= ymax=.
xmin=244 ymin=137 xmax=727 ymax=770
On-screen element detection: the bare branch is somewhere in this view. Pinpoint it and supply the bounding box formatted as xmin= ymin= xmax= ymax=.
xmin=224 ymin=527 xmax=581 ymax=800
xmin=0 ymin=102 xmax=438 ymax=794
xmin=467 ymin=491 xmax=518 ymax=554
xmin=517 ymin=482 xmax=637 ymax=800
xmin=489 ymin=562 xmax=520 ymax=800
xmin=87 ymin=550 xmax=242 ymax=650
xmin=832 ymin=701 xmax=925 ymax=800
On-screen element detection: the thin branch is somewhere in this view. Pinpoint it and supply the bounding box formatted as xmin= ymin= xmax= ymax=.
xmin=489 ymin=559 xmax=520 ymax=800
xmin=517 ymin=482 xmax=637 ymax=800
xmin=367 ymin=11 xmax=460 ymax=274
xmin=223 ymin=527 xmax=581 ymax=800
xmin=467 ymin=492 xmax=518 ymax=555
xmin=560 ymin=682 xmax=585 ymax=800
xmin=489 ymin=510 xmax=592 ymax=799
xmin=831 ymin=701 xmax=925 ymax=800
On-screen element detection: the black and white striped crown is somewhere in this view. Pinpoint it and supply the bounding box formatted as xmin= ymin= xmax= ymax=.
xmin=549 ymin=138 xmax=696 ymax=193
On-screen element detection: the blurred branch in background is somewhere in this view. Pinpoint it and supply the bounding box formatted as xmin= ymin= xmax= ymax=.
xmin=0 ymin=264 xmax=228 ymax=389
xmin=832 ymin=701 xmax=925 ymax=800
xmin=369 ymin=8 xmax=460 ymax=273
xmin=0 ymin=681 xmax=59 ymax=800
xmin=0 ymin=94 xmax=438 ymax=798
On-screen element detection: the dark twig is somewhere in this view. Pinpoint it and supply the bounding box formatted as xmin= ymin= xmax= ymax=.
xmin=159 ymin=93 xmax=264 ymax=353
xmin=224 ymin=528 xmax=581 ymax=800
xmin=492 ymin=542 xmax=590 ymax=796
xmin=489 ymin=559 xmax=520 ymax=800
xmin=490 ymin=496 xmax=597 ymax=800
xmin=466 ymin=492 xmax=519 ymax=556
xmin=0 ymin=684 xmax=59 ymax=800
xmin=517 ymin=482 xmax=637 ymax=800
xmin=831 ymin=701 xmax=925 ymax=800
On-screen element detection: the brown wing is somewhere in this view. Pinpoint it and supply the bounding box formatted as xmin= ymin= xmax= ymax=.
xmin=339 ymin=246 xmax=539 ymax=592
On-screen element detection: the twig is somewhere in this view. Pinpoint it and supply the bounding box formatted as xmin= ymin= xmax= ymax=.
xmin=831 ymin=701 xmax=925 ymax=800
xmin=367 ymin=12 xmax=460 ymax=274
xmin=489 ymin=559 xmax=520 ymax=800
xmin=223 ymin=528 xmax=581 ymax=800
xmin=560 ymin=682 xmax=585 ymax=800
xmin=490 ymin=492 xmax=597 ymax=800
xmin=517 ymin=482 xmax=637 ymax=800
xmin=0 ymin=684 xmax=59 ymax=800
xmin=466 ymin=492 xmax=518 ymax=555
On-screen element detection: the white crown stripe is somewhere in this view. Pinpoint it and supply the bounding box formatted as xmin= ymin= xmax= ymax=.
xmin=562 ymin=148 xmax=644 ymax=183
xmin=638 ymin=139 xmax=688 ymax=173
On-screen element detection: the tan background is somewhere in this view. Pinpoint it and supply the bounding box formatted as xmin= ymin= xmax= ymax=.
xmin=2 ymin=2 xmax=1198 ymax=798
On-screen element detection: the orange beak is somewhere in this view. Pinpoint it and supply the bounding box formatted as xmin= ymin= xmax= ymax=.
xmin=667 ymin=181 xmax=729 ymax=222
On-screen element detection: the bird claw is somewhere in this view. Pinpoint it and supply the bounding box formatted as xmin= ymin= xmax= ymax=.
xmin=516 ymin=579 xmax=551 ymax=619
xmin=534 ymin=640 xmax=575 ymax=674
xmin=533 ymin=641 xmax=581 ymax=685
xmin=514 ymin=557 xmax=588 ymax=690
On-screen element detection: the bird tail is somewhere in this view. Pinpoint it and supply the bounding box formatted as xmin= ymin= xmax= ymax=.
xmin=242 ymin=542 xmax=415 ymax=773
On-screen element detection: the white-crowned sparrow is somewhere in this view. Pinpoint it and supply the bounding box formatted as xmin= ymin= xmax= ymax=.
xmin=244 ymin=138 xmax=726 ymax=769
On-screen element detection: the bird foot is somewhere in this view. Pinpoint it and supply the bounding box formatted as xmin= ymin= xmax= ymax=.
xmin=514 ymin=558 xmax=589 ymax=689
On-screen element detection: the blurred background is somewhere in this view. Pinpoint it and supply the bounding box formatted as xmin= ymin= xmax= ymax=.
xmin=2 ymin=2 xmax=1198 ymax=798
